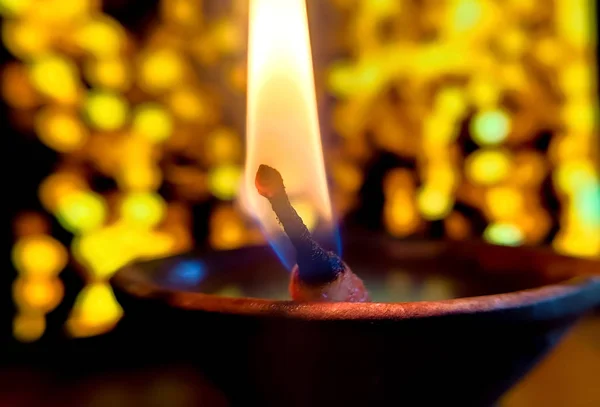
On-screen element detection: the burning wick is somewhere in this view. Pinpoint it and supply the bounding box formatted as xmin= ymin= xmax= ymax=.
xmin=255 ymin=164 xmax=370 ymax=302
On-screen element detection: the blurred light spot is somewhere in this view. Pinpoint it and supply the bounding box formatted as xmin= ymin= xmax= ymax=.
xmin=56 ymin=191 xmax=107 ymax=233
xmin=76 ymin=16 xmax=125 ymax=56
xmin=562 ymin=102 xmax=596 ymax=132
xmin=554 ymin=160 xmax=597 ymax=193
xmin=467 ymin=78 xmax=500 ymax=107
xmin=553 ymin=228 xmax=600 ymax=258
xmin=120 ymin=192 xmax=166 ymax=228
xmin=84 ymin=91 xmax=129 ymax=131
xmin=211 ymin=19 xmax=242 ymax=54
xmin=485 ymin=186 xmax=523 ymax=220
xmin=0 ymin=0 xmax=31 ymax=15
xmin=466 ymin=149 xmax=511 ymax=185
xmin=35 ymin=106 xmax=88 ymax=152
xmin=13 ymin=312 xmax=45 ymax=343
xmin=210 ymin=206 xmax=246 ymax=250
xmin=574 ymin=183 xmax=600 ymax=226
xmin=452 ymin=0 xmax=482 ymax=31
xmin=435 ymin=87 xmax=467 ymax=119
xmin=132 ymin=103 xmax=173 ymax=142
xmin=12 ymin=235 xmax=68 ymax=278
xmin=290 ymin=199 xmax=318 ymax=231
xmin=471 ymin=109 xmax=511 ymax=145
xmin=208 ymin=165 xmax=242 ymax=200
xmin=167 ymin=88 xmax=209 ymax=122
xmin=559 ymin=62 xmax=591 ymax=97
xmin=2 ymin=63 xmax=39 ymax=108
xmin=84 ymin=58 xmax=131 ymax=91
xmin=29 ymin=54 xmax=79 ymax=103
xmin=484 ymin=222 xmax=524 ymax=246
xmin=420 ymin=276 xmax=455 ymax=300
xmin=139 ymin=48 xmax=184 ymax=93
xmin=2 ymin=19 xmax=49 ymax=58
xmin=332 ymin=161 xmax=363 ymax=192
xmin=67 ymin=282 xmax=123 ymax=337
xmin=13 ymin=277 xmax=64 ymax=312
xmin=39 ymin=171 xmax=87 ymax=212
xmin=214 ymin=285 xmax=244 ymax=298
xmin=204 ymin=127 xmax=241 ymax=164
xmin=117 ymin=164 xmax=162 ymax=192
xmin=169 ymin=260 xmax=206 ymax=285
xmin=161 ymin=0 xmax=201 ymax=26
xmin=445 ymin=211 xmax=470 ymax=240
xmin=417 ymin=187 xmax=453 ymax=220
xmin=384 ymin=191 xmax=419 ymax=237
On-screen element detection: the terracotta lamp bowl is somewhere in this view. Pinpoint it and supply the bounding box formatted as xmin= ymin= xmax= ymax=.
xmin=111 ymin=235 xmax=600 ymax=407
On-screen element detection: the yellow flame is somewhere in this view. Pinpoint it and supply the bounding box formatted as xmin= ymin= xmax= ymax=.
xmin=241 ymin=0 xmax=333 ymax=260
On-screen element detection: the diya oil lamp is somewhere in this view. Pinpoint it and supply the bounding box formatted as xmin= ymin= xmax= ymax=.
xmin=111 ymin=0 xmax=600 ymax=405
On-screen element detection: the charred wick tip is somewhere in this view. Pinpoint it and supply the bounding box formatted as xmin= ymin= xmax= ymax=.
xmin=255 ymin=164 xmax=285 ymax=199
xmin=255 ymin=164 xmax=344 ymax=285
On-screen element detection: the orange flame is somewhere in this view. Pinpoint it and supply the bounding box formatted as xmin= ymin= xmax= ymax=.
xmin=240 ymin=0 xmax=334 ymax=267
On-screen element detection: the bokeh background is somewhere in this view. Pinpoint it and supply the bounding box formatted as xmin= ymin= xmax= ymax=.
xmin=3 ymin=0 xmax=598 ymax=345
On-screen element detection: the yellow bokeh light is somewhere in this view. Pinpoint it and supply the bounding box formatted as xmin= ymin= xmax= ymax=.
xmin=56 ymin=191 xmax=107 ymax=233
xmin=332 ymin=161 xmax=363 ymax=192
xmin=562 ymin=102 xmax=596 ymax=133
xmin=384 ymin=191 xmax=420 ymax=237
xmin=204 ymin=127 xmax=241 ymax=165
xmin=208 ymin=165 xmax=242 ymax=200
xmin=13 ymin=277 xmax=64 ymax=313
xmin=417 ymin=187 xmax=454 ymax=220
xmin=471 ymin=109 xmax=511 ymax=146
xmin=120 ymin=192 xmax=166 ymax=228
xmin=73 ymin=222 xmax=175 ymax=279
xmin=211 ymin=19 xmax=242 ymax=54
xmin=35 ymin=106 xmax=88 ymax=152
xmin=84 ymin=58 xmax=131 ymax=91
xmin=466 ymin=149 xmax=512 ymax=185
xmin=75 ymin=16 xmax=125 ymax=57
xmin=161 ymin=0 xmax=201 ymax=26
xmin=0 ymin=0 xmax=31 ymax=15
xmin=2 ymin=18 xmax=49 ymax=59
xmin=553 ymin=160 xmax=598 ymax=193
xmin=12 ymin=235 xmax=68 ymax=278
xmin=435 ymin=87 xmax=467 ymax=119
xmin=29 ymin=54 xmax=80 ymax=103
xmin=67 ymin=282 xmax=123 ymax=337
xmin=484 ymin=222 xmax=524 ymax=246
xmin=132 ymin=103 xmax=173 ymax=143
xmin=553 ymin=228 xmax=600 ymax=258
xmin=39 ymin=171 xmax=87 ymax=212
xmin=84 ymin=90 xmax=129 ymax=131
xmin=209 ymin=206 xmax=247 ymax=250
xmin=167 ymin=87 xmax=210 ymax=122
xmin=485 ymin=186 xmax=523 ymax=220
xmin=139 ymin=48 xmax=185 ymax=93
xmin=117 ymin=164 xmax=163 ymax=192
xmin=13 ymin=312 xmax=45 ymax=343
xmin=467 ymin=77 xmax=500 ymax=107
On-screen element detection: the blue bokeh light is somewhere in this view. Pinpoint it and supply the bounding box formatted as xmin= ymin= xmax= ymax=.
xmin=168 ymin=259 xmax=207 ymax=285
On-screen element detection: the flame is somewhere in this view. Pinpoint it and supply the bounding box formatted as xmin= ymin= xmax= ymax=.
xmin=240 ymin=0 xmax=335 ymax=268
